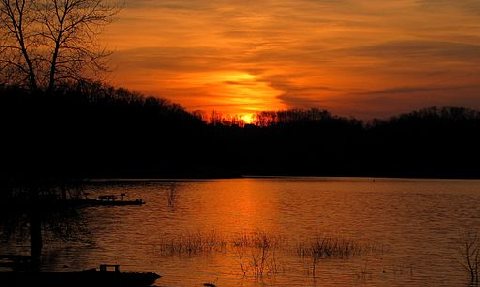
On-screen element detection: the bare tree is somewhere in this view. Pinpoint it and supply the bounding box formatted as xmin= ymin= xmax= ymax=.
xmin=0 ymin=0 xmax=38 ymax=90
xmin=459 ymin=230 xmax=480 ymax=286
xmin=0 ymin=0 xmax=118 ymax=92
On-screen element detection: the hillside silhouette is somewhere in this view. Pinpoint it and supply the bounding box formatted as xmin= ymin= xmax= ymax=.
xmin=2 ymin=82 xmax=480 ymax=181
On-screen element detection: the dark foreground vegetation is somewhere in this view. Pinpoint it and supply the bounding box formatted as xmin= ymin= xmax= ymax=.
xmin=2 ymin=82 xmax=480 ymax=181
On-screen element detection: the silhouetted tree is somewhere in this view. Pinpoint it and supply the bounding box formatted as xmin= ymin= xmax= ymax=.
xmin=0 ymin=0 xmax=38 ymax=89
xmin=0 ymin=0 xmax=118 ymax=92
xmin=1 ymin=81 xmax=480 ymax=180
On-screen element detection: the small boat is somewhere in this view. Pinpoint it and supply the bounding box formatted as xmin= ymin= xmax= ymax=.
xmin=60 ymin=194 xmax=145 ymax=207
xmin=0 ymin=194 xmax=145 ymax=209
xmin=89 ymin=194 xmax=145 ymax=206
xmin=76 ymin=193 xmax=145 ymax=206
xmin=0 ymin=264 xmax=160 ymax=287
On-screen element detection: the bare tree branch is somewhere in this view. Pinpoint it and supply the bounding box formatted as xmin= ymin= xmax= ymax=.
xmin=0 ymin=0 xmax=119 ymax=92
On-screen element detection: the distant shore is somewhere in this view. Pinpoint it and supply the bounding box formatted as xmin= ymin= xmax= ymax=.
xmin=84 ymin=175 xmax=480 ymax=183
xmin=2 ymin=85 xmax=480 ymax=182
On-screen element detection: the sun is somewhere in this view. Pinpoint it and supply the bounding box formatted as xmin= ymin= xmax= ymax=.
xmin=241 ymin=113 xmax=255 ymax=124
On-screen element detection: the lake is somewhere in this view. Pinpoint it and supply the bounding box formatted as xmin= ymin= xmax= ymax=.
xmin=2 ymin=177 xmax=480 ymax=286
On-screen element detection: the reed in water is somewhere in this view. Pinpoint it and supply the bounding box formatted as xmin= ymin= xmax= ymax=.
xmin=296 ymin=235 xmax=380 ymax=277
xmin=156 ymin=230 xmax=227 ymax=256
xmin=232 ymin=231 xmax=284 ymax=279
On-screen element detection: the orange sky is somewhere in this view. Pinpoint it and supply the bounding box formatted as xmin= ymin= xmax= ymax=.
xmin=103 ymin=0 xmax=480 ymax=119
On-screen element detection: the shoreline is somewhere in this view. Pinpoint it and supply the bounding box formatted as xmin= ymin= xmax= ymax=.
xmin=84 ymin=175 xmax=480 ymax=183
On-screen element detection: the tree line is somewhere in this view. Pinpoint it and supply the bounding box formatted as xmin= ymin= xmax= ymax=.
xmin=2 ymin=0 xmax=479 ymax=181
xmin=1 ymin=82 xmax=480 ymax=181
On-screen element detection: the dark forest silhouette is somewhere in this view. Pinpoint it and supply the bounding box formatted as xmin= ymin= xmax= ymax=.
xmin=1 ymin=82 xmax=480 ymax=181
xmin=2 ymin=0 xmax=477 ymax=181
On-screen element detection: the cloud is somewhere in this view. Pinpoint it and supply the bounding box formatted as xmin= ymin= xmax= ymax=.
xmin=111 ymin=46 xmax=235 ymax=72
xmin=104 ymin=0 xmax=480 ymax=119
xmin=356 ymin=86 xmax=455 ymax=96
xmin=124 ymin=0 xmax=214 ymax=10
xmin=415 ymin=0 xmax=480 ymax=15
xmin=343 ymin=41 xmax=480 ymax=61
xmin=313 ymin=83 xmax=480 ymax=119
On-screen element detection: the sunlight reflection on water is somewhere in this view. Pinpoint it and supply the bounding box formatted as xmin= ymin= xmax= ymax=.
xmin=4 ymin=178 xmax=480 ymax=287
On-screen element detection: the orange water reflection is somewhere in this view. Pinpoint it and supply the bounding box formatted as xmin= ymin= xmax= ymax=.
xmin=18 ymin=178 xmax=480 ymax=287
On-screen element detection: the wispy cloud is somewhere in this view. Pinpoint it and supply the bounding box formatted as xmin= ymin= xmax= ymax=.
xmin=415 ymin=0 xmax=480 ymax=15
xmin=342 ymin=41 xmax=480 ymax=60
xmin=103 ymin=0 xmax=480 ymax=119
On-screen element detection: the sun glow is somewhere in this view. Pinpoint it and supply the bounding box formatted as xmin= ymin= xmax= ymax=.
xmin=183 ymin=71 xmax=285 ymax=117
xmin=105 ymin=1 xmax=480 ymax=119
xmin=241 ymin=113 xmax=255 ymax=124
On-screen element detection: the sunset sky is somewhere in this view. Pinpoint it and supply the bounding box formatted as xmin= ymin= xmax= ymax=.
xmin=103 ymin=0 xmax=480 ymax=120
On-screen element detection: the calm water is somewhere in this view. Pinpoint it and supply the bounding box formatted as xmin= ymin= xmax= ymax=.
xmin=3 ymin=177 xmax=480 ymax=286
